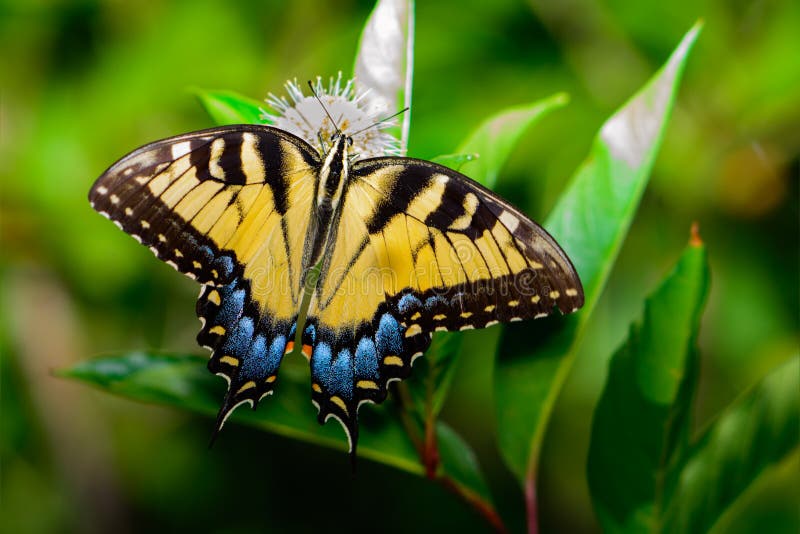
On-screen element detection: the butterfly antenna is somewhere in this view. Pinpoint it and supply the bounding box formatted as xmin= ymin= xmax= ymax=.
xmin=307 ymin=80 xmax=340 ymax=134
xmin=350 ymin=107 xmax=410 ymax=138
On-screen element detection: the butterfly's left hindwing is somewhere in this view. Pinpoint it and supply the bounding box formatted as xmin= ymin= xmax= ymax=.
xmin=90 ymin=125 xmax=320 ymax=425
xmin=303 ymin=158 xmax=584 ymax=449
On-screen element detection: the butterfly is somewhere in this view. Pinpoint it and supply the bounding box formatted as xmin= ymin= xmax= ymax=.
xmin=89 ymin=121 xmax=584 ymax=459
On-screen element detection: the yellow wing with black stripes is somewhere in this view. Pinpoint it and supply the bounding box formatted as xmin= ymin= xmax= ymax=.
xmin=302 ymin=158 xmax=584 ymax=448
xmin=89 ymin=125 xmax=320 ymax=426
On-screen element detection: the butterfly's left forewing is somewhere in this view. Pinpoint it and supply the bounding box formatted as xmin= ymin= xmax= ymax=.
xmin=90 ymin=125 xmax=321 ymax=426
xmin=303 ymin=158 xmax=584 ymax=449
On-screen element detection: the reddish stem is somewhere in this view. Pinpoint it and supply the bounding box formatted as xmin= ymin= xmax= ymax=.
xmin=525 ymin=476 xmax=539 ymax=534
xmin=423 ymin=416 xmax=440 ymax=479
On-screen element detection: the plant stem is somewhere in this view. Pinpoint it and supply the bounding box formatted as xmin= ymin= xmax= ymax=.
xmin=422 ymin=415 xmax=439 ymax=479
xmin=525 ymin=476 xmax=539 ymax=534
xmin=396 ymin=382 xmax=504 ymax=531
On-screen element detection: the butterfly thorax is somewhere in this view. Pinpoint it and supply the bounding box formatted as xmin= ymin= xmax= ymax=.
xmin=315 ymin=135 xmax=350 ymax=212
xmin=307 ymin=134 xmax=351 ymax=268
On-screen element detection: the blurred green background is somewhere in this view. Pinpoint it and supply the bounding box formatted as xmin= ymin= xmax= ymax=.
xmin=1 ymin=0 xmax=797 ymax=532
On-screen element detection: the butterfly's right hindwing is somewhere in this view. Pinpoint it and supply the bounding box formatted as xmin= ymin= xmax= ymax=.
xmin=90 ymin=125 xmax=320 ymax=421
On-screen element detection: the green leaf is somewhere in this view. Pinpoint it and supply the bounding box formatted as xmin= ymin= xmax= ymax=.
xmin=455 ymin=93 xmax=568 ymax=189
xmin=494 ymin=22 xmax=702 ymax=490
xmin=190 ymin=88 xmax=266 ymax=126
xmin=58 ymin=352 xmax=421 ymax=474
xmin=437 ymin=422 xmax=504 ymax=530
xmin=587 ymin=236 xmax=710 ymax=533
xmin=437 ymin=422 xmax=494 ymax=504
xmin=662 ymin=356 xmax=800 ymax=534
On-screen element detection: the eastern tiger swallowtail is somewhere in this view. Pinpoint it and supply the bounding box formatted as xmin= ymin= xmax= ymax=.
xmin=89 ymin=121 xmax=584 ymax=458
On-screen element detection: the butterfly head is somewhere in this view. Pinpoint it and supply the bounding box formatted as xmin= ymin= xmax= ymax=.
xmin=330 ymin=131 xmax=354 ymax=148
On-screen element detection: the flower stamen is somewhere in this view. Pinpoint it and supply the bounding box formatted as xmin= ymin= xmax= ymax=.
xmin=263 ymin=72 xmax=402 ymax=158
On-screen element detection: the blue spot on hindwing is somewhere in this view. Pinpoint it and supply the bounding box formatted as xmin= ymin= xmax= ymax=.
xmin=217 ymin=287 xmax=246 ymax=327
xmin=311 ymin=342 xmax=333 ymax=387
xmin=397 ymin=293 xmax=422 ymax=315
xmin=241 ymin=334 xmax=267 ymax=379
xmin=198 ymin=245 xmax=214 ymax=263
xmin=425 ymin=295 xmax=447 ymax=309
xmin=304 ymin=323 xmax=316 ymax=344
xmin=222 ymin=316 xmax=254 ymax=357
xmin=355 ymin=337 xmax=379 ymax=379
xmin=217 ymin=278 xmax=238 ymax=297
xmin=214 ymin=256 xmax=235 ymax=278
xmin=332 ymin=349 xmax=354 ymax=400
xmin=376 ymin=313 xmax=402 ymax=356
xmin=267 ymin=335 xmax=286 ymax=371
xmin=311 ymin=343 xmax=354 ymax=400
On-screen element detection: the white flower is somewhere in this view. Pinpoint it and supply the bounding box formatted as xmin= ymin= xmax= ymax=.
xmin=263 ymin=73 xmax=403 ymax=159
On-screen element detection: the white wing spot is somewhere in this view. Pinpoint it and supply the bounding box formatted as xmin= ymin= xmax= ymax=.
xmin=140 ymin=220 xmax=150 ymax=229
xmin=549 ymin=290 xmax=560 ymax=299
xmin=158 ymin=234 xmax=167 ymax=243
xmin=499 ymin=211 xmax=520 ymax=232
xmin=109 ymin=194 xmax=120 ymax=204
xmin=96 ymin=186 xmax=108 ymax=195
xmin=171 ymin=141 xmax=192 ymax=159
xmin=510 ymin=317 xmax=523 ymax=322
xmin=131 ymin=234 xmax=142 ymax=243
xmin=566 ymin=288 xmax=578 ymax=297
xmin=459 ymin=325 xmax=474 ymax=331
xmin=531 ymin=295 xmax=540 ymax=303
xmin=485 ymin=320 xmax=499 ymax=327
xmin=124 ymin=207 xmax=133 ymax=216
xmin=534 ymin=312 xmax=548 ymax=319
